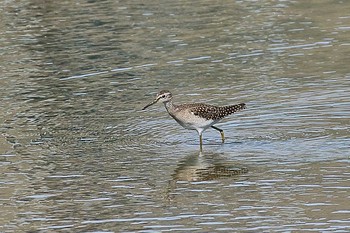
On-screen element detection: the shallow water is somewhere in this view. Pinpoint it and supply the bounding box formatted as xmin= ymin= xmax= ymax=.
xmin=1 ymin=0 xmax=350 ymax=232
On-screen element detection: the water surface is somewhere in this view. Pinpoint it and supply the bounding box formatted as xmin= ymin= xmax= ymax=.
xmin=1 ymin=0 xmax=349 ymax=232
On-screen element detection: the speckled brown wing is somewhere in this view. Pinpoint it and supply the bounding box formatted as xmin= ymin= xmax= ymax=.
xmin=187 ymin=103 xmax=246 ymax=121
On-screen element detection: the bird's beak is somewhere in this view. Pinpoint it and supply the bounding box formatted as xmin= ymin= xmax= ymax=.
xmin=142 ymin=97 xmax=159 ymax=110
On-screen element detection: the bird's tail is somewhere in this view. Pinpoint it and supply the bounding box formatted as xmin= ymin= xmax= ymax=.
xmin=220 ymin=103 xmax=246 ymax=117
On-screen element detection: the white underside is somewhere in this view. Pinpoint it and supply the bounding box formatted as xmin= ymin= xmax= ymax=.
xmin=173 ymin=116 xmax=219 ymax=135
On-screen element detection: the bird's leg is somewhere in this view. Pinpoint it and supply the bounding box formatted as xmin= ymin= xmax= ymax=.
xmin=211 ymin=126 xmax=225 ymax=143
xmin=199 ymin=134 xmax=203 ymax=152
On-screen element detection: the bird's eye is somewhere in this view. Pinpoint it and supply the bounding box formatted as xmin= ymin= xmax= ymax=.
xmin=161 ymin=95 xmax=166 ymax=98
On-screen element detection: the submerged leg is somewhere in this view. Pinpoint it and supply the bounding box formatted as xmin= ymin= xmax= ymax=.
xmin=211 ymin=126 xmax=225 ymax=143
xmin=199 ymin=134 xmax=203 ymax=152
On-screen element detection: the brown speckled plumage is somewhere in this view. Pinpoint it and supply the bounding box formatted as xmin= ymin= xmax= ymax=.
xmin=143 ymin=90 xmax=246 ymax=151
xmin=185 ymin=103 xmax=246 ymax=120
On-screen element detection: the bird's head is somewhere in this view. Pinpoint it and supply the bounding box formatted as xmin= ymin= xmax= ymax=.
xmin=142 ymin=90 xmax=172 ymax=110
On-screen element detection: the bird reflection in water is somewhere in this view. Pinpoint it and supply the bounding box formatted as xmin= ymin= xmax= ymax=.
xmin=164 ymin=152 xmax=248 ymax=202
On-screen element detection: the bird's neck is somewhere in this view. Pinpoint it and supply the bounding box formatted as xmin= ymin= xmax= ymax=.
xmin=164 ymin=100 xmax=176 ymax=114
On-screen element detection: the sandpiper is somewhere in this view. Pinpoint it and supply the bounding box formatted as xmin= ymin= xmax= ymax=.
xmin=143 ymin=90 xmax=246 ymax=151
